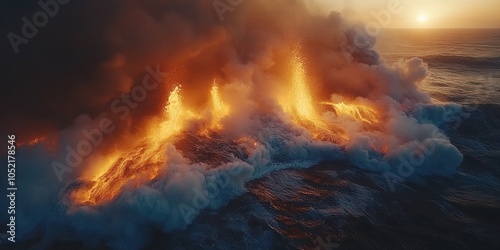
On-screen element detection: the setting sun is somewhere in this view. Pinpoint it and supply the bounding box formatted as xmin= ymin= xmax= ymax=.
xmin=418 ymin=15 xmax=427 ymax=23
xmin=3 ymin=0 xmax=500 ymax=249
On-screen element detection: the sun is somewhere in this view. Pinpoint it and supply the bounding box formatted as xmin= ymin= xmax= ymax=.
xmin=418 ymin=15 xmax=427 ymax=23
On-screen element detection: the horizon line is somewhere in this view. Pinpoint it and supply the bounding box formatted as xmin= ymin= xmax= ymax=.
xmin=383 ymin=27 xmax=500 ymax=29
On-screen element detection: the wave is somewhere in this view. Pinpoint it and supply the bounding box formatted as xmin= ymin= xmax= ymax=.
xmin=421 ymin=55 xmax=500 ymax=68
xmin=451 ymin=104 xmax=500 ymax=166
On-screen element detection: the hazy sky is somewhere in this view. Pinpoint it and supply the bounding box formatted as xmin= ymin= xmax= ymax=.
xmin=315 ymin=0 xmax=500 ymax=28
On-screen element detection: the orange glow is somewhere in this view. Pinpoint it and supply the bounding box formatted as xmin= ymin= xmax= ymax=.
xmin=18 ymin=136 xmax=47 ymax=147
xmin=210 ymin=80 xmax=230 ymax=129
xmin=279 ymin=48 xmax=325 ymax=129
xmin=290 ymin=51 xmax=317 ymax=121
xmin=275 ymin=47 xmax=382 ymax=143
xmin=18 ymin=136 xmax=58 ymax=154
xmin=321 ymin=101 xmax=381 ymax=125
xmin=70 ymin=48 xmax=384 ymax=206
xmin=72 ymin=86 xmax=196 ymax=205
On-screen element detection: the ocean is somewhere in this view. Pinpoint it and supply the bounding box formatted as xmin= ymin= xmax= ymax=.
xmin=376 ymin=29 xmax=500 ymax=105
xmin=159 ymin=29 xmax=500 ymax=249
xmin=2 ymin=27 xmax=499 ymax=250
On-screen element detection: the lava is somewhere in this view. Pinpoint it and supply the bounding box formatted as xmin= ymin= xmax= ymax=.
xmin=209 ymin=80 xmax=230 ymax=130
xmin=69 ymin=48 xmax=383 ymax=206
xmin=322 ymin=101 xmax=381 ymax=125
xmin=71 ymin=86 xmax=197 ymax=205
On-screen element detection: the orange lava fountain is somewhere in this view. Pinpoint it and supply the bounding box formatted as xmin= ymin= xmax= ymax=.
xmin=69 ymin=48 xmax=383 ymax=206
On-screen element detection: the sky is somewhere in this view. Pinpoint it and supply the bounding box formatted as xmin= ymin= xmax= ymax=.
xmin=0 ymin=0 xmax=498 ymax=139
xmin=315 ymin=0 xmax=500 ymax=28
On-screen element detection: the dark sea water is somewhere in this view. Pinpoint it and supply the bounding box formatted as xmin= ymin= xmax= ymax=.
xmin=153 ymin=29 xmax=500 ymax=250
xmin=376 ymin=29 xmax=500 ymax=106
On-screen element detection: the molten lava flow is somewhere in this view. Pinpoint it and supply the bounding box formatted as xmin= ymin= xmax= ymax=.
xmin=70 ymin=82 xmax=236 ymax=205
xmin=290 ymin=52 xmax=317 ymax=121
xmin=210 ymin=80 xmax=230 ymax=129
xmin=26 ymin=137 xmax=46 ymax=145
xmin=69 ymin=48 xmax=383 ymax=207
xmin=154 ymin=85 xmax=199 ymax=141
xmin=276 ymin=48 xmax=351 ymax=143
xmin=321 ymin=101 xmax=380 ymax=125
xmin=71 ymin=86 xmax=195 ymax=205
xmin=279 ymin=49 xmax=325 ymax=128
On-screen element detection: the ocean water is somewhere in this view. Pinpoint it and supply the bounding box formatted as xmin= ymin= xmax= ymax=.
xmin=160 ymin=29 xmax=500 ymax=249
xmin=3 ymin=29 xmax=499 ymax=250
xmin=376 ymin=29 xmax=500 ymax=105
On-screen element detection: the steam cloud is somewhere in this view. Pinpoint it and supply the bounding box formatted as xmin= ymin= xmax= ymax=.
xmin=0 ymin=0 xmax=464 ymax=249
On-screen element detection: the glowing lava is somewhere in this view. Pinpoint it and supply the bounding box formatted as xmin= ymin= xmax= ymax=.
xmin=290 ymin=52 xmax=317 ymax=121
xmin=71 ymin=86 xmax=196 ymax=205
xmin=70 ymin=49 xmax=383 ymax=206
xmin=322 ymin=101 xmax=380 ymax=125
xmin=279 ymin=48 xmax=326 ymax=129
xmin=210 ymin=80 xmax=230 ymax=129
